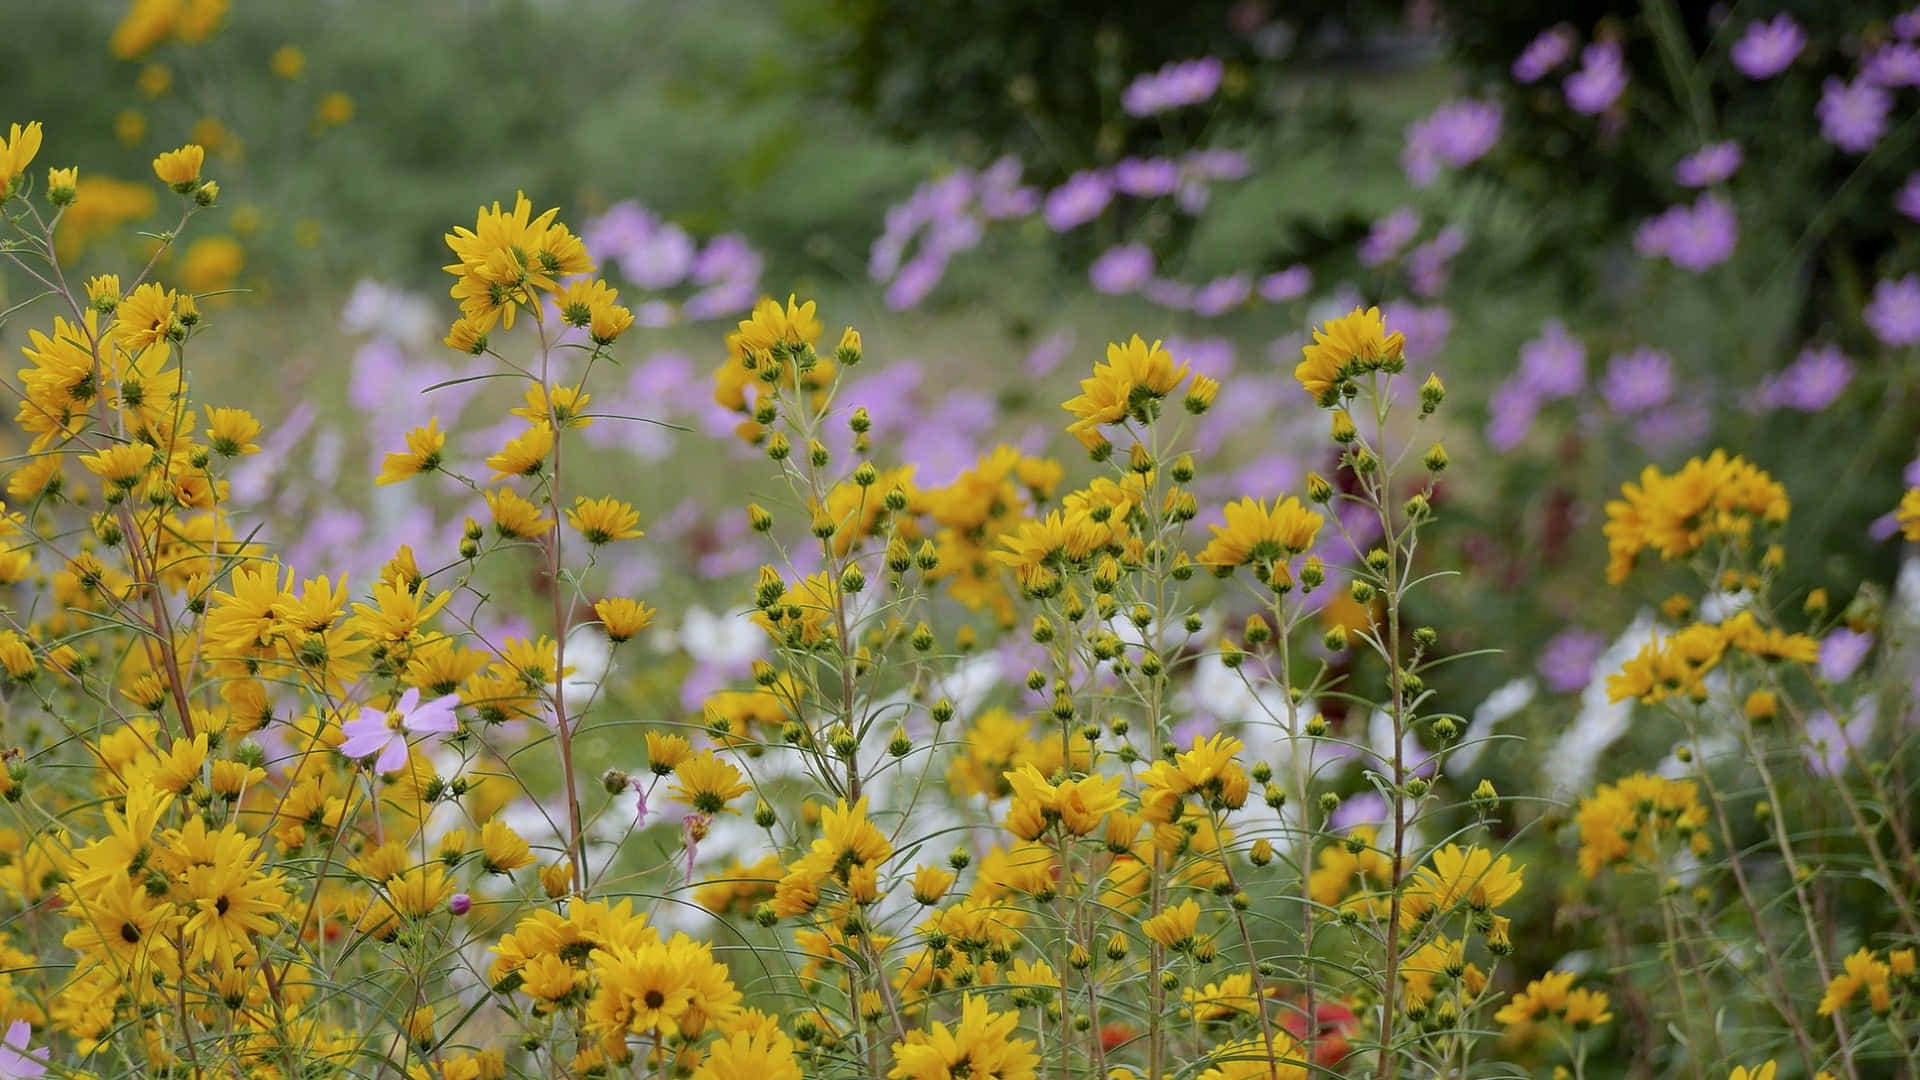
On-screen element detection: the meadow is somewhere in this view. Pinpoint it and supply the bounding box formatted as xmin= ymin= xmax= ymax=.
xmin=0 ymin=1 xmax=1916 ymax=1077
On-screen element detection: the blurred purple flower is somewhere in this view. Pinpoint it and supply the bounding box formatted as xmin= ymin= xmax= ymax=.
xmin=1755 ymin=345 xmax=1853 ymax=412
xmin=1513 ymin=24 xmax=1576 ymax=83
xmin=1484 ymin=381 xmax=1539 ymax=450
xmin=1169 ymin=336 xmax=1236 ymax=379
xmin=1089 ymin=244 xmax=1155 ymax=295
xmin=1601 ymin=348 xmax=1674 ymax=414
xmin=884 ymin=253 xmax=947 ymax=311
xmin=1113 ymin=157 xmax=1180 ymax=198
xmin=1142 ymin=278 xmax=1195 ymax=311
xmin=1330 ymin=791 xmax=1390 ymax=833
xmin=1674 ymin=140 xmax=1742 ymax=187
xmin=1537 ymin=628 xmax=1607 ymax=693
xmin=1518 ymin=319 xmax=1587 ymax=399
xmin=1121 ymin=57 xmax=1224 ymax=116
xmin=1408 ymin=226 xmax=1466 ymax=296
xmin=1043 ymin=171 xmax=1113 ymax=230
xmin=1359 ymin=207 xmax=1421 ymax=267
xmin=1382 ymin=300 xmax=1452 ymax=361
xmin=0 ymin=1020 xmax=46 ymax=1079
xmin=1182 ymin=149 xmax=1251 ymax=182
xmin=1819 ymin=78 xmax=1891 ymax=153
xmin=1025 ymin=329 xmax=1076 ymax=378
xmin=1898 ymin=173 xmax=1920 ymax=222
xmin=1864 ymin=42 xmax=1920 ymax=88
xmin=1634 ymin=397 xmax=1712 ymax=450
xmin=1565 ymin=41 xmax=1628 ymax=114
xmin=1258 ymin=265 xmax=1312 ymax=303
xmin=978 ymin=155 xmax=1039 ymax=218
xmin=1635 ymin=194 xmax=1736 ymax=271
xmin=1191 ymin=274 xmax=1252 ymax=317
xmin=1402 ymin=99 xmax=1502 ymax=187
xmin=1866 ymin=275 xmax=1920 ymax=347
xmin=1820 ymin=629 xmax=1875 ymax=683
xmin=1898 ymin=7 xmax=1920 ymax=39
xmin=1731 ymin=15 xmax=1804 ymax=79
xmin=1804 ymin=707 xmax=1874 ymax=778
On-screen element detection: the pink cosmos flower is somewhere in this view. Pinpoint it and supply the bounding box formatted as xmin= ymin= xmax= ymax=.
xmin=339 ymin=687 xmax=461 ymax=774
xmin=0 ymin=1021 xmax=46 ymax=1078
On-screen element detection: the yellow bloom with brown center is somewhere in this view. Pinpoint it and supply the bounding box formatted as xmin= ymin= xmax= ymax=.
xmin=1196 ymin=496 xmax=1323 ymax=578
xmin=486 ymin=422 xmax=553 ymax=481
xmin=152 ymin=143 xmax=206 ymax=192
xmin=1143 ymin=897 xmax=1201 ymax=950
xmin=81 ymin=442 xmax=156 ymax=490
xmin=203 ymin=405 xmax=260 ymax=457
xmin=478 ymin=819 xmax=534 ymax=874
xmin=669 ymin=751 xmax=751 ymax=815
xmin=594 ymin=597 xmax=656 ymax=643
xmin=1297 ymin=306 xmax=1405 ymax=405
xmin=485 ymin=488 xmax=552 ymax=539
xmin=567 ymin=496 xmax=642 ymax=545
xmin=115 ymin=281 xmax=178 ymax=350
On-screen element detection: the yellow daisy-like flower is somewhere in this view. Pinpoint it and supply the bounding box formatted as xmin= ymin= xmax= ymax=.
xmin=115 ymin=281 xmax=178 ymax=350
xmin=0 ymin=121 xmax=43 ymax=196
xmin=1296 ymin=305 xmax=1405 ymax=405
xmin=567 ymin=496 xmax=642 ymax=545
xmin=152 ymin=143 xmax=206 ymax=192
xmin=1104 ymin=335 xmax=1190 ymax=398
xmin=377 ymin=419 xmax=446 ymax=486
xmin=478 ymin=819 xmax=534 ymax=874
xmin=203 ymin=405 xmax=261 ymax=457
xmin=888 ymin=994 xmax=1039 ymax=1080
xmin=734 ymin=294 xmax=822 ymax=359
xmin=1142 ymin=897 xmax=1201 ymax=950
xmin=484 ymin=488 xmax=553 ymax=539
xmin=443 ymin=317 xmax=489 ymax=355
xmin=670 ymin=750 xmax=752 ymax=815
xmin=486 ymin=423 xmax=553 ymax=481
xmin=594 ymin=597 xmax=656 ymax=643
xmin=1898 ymin=488 xmax=1920 ymax=541
xmin=80 ymin=442 xmax=156 ymax=490
xmin=1728 ymin=1063 xmax=1777 ymax=1080
xmin=1196 ymin=496 xmax=1324 ymax=578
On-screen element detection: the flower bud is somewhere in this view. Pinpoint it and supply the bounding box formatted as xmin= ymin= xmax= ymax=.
xmin=1330 ymin=410 xmax=1357 ymax=444
xmin=836 ymin=327 xmax=862 ymax=365
xmin=1423 ymin=443 xmax=1448 ymax=473
xmin=755 ymin=799 xmax=777 ymax=828
xmin=1419 ymin=373 xmax=1445 ymax=414
xmin=1306 ymin=472 xmax=1332 ymax=503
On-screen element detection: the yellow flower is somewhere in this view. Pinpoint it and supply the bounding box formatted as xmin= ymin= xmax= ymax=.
xmin=152 ymin=143 xmax=206 ymax=192
xmin=594 ymin=597 xmax=656 ymax=643
xmin=1196 ymin=496 xmax=1324 ymax=577
xmin=888 ymin=994 xmax=1039 ymax=1080
xmin=1603 ymin=451 xmax=1788 ymax=585
xmin=0 ymin=121 xmax=43 ymax=197
xmin=486 ymin=422 xmax=553 ymax=480
xmin=1406 ymin=844 xmax=1525 ymax=925
xmin=316 ymin=91 xmax=354 ymax=128
xmin=1899 ymin=488 xmax=1920 ymax=542
xmin=45 ymin=165 xmax=77 ymax=206
xmin=1561 ymin=988 xmax=1612 ymax=1029
xmin=478 ymin=819 xmax=534 ymax=874
xmin=270 ymin=45 xmax=305 ymax=79
xmin=692 ymin=1027 xmax=804 ymax=1080
xmin=377 ymin=419 xmax=446 ymax=485
xmin=1728 ymin=1063 xmax=1777 ymax=1080
xmin=1493 ymin=971 xmax=1578 ymax=1027
xmin=1103 ymin=335 xmax=1190 ymax=398
xmin=203 ymin=406 xmax=261 ymax=456
xmin=1819 ymin=947 xmax=1892 ymax=1017
xmin=444 ymin=317 xmax=489 ymax=355
xmin=1297 ymin=306 xmax=1405 ymax=405
xmin=80 ymin=442 xmax=156 ymax=490
xmin=647 ymin=731 xmax=692 ymax=774
xmin=484 ymin=488 xmax=552 ymax=539
xmin=179 ymin=234 xmax=243 ymax=293
xmin=669 ymin=751 xmax=751 ymax=815
xmin=115 ymin=109 xmax=147 ymax=147
xmin=911 ymin=864 xmax=956 ymax=905
xmin=567 ymin=496 xmax=643 ymax=545
xmin=116 ymin=281 xmax=178 ymax=350
xmin=1142 ymin=897 xmax=1201 ymax=950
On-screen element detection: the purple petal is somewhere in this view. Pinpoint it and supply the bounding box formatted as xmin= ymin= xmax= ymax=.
xmin=375 ymin=737 xmax=410 ymax=775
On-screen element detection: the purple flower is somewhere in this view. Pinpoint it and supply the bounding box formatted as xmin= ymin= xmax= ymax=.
xmin=1898 ymin=173 xmax=1920 ymax=222
xmin=1121 ymin=57 xmax=1224 ymax=117
xmin=1514 ymin=25 xmax=1576 ymax=83
xmin=1757 ymin=345 xmax=1853 ymax=412
xmin=978 ymin=155 xmax=1039 ymax=218
xmin=1863 ymin=42 xmax=1920 ymax=88
xmin=1484 ymin=380 xmax=1539 ymax=450
xmin=883 ymin=253 xmax=946 ymax=311
xmin=1359 ymin=207 xmax=1421 ymax=267
xmin=1181 ymin=149 xmax=1251 ymax=183
xmin=449 ymin=892 xmax=473 ymax=916
xmin=1675 ymin=140 xmax=1742 ymax=187
xmin=1382 ymin=300 xmax=1453 ymax=362
xmin=1731 ymin=15 xmax=1804 ymax=79
xmin=1866 ymin=275 xmax=1920 ymax=347
xmin=339 ymin=687 xmax=461 ymax=773
xmin=1402 ymin=99 xmax=1503 ymax=187
xmin=1329 ymin=791 xmax=1390 ymax=833
xmin=1804 ymin=707 xmax=1874 ymax=778
xmin=1820 ymin=629 xmax=1875 ymax=683
xmin=1636 ymin=194 xmax=1737 ymax=272
xmin=1518 ymin=319 xmax=1587 ymax=400
xmin=1024 ymin=329 xmax=1076 ymax=378
xmin=1113 ymin=157 xmax=1180 ymax=198
xmin=1043 ymin=170 xmax=1113 ymax=231
xmin=1259 ymin=265 xmax=1312 ymax=303
xmin=1191 ymin=273 xmax=1252 ymax=317
xmin=1408 ymin=226 xmax=1466 ymax=297
xmin=1537 ymin=628 xmax=1608 ymax=693
xmin=1898 ymin=7 xmax=1920 ymax=40
xmin=1634 ymin=397 xmax=1711 ymax=450
xmin=0 ymin=1021 xmax=46 ymax=1078
xmin=1089 ymin=244 xmax=1155 ymax=295
xmin=1565 ymin=41 xmax=1628 ymax=114
xmin=1601 ymin=348 xmax=1674 ymax=414
xmin=1142 ymin=278 xmax=1195 ymax=311
xmin=1819 ymin=78 xmax=1891 ymax=153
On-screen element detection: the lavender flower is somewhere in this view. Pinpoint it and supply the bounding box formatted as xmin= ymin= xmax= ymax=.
xmin=1142 ymin=278 xmax=1195 ymax=311
xmin=1820 ymin=628 xmax=1875 ymax=682
xmin=1382 ymin=300 xmax=1453 ymax=362
xmin=977 ymin=155 xmax=1039 ymax=218
xmin=1818 ymin=78 xmax=1891 ymax=153
xmin=1402 ymin=99 xmax=1503 ymax=187
xmin=1634 ymin=396 xmax=1711 ymax=450
xmin=1518 ymin=319 xmax=1587 ymax=399
xmin=1182 ymin=149 xmax=1251 ymax=182
xmin=1674 ymin=140 xmax=1742 ymax=187
xmin=1358 ymin=206 xmax=1421 ymax=267
xmin=1024 ymin=329 xmax=1076 ymax=378
xmin=1258 ymin=265 xmax=1312 ymax=303
xmin=1601 ymin=347 xmax=1674 ymax=414
xmin=1898 ymin=7 xmax=1920 ymax=39
xmin=1513 ymin=25 xmax=1576 ymax=83
xmin=1537 ymin=628 xmax=1608 ymax=693
xmin=1863 ymin=42 xmax=1920 ymax=88
xmin=1042 ymin=170 xmax=1113 ymax=231
xmin=339 ymin=687 xmax=461 ymax=773
xmin=1565 ymin=41 xmax=1628 ymax=114
xmin=1731 ymin=15 xmax=1804 ymax=79
xmin=1756 ymin=345 xmax=1853 ymax=412
xmin=1484 ymin=380 xmax=1539 ymax=451
xmin=0 ymin=1021 xmax=46 ymax=1078
xmin=1866 ymin=275 xmax=1920 ymax=347
xmin=1898 ymin=173 xmax=1920 ymax=223
xmin=1635 ymin=194 xmax=1736 ymax=271
xmin=1121 ymin=57 xmax=1224 ymax=116
xmin=1190 ymin=273 xmax=1251 ymax=317
xmin=1803 ymin=706 xmax=1875 ymax=778
xmin=1089 ymin=244 xmax=1154 ymax=295
xmin=1408 ymin=225 xmax=1466 ymax=296
xmin=1113 ymin=157 xmax=1179 ymax=198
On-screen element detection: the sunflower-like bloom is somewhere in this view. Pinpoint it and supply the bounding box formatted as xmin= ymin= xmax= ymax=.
xmin=376 ymin=420 xmax=445 ymax=485
xmin=1296 ymin=306 xmax=1405 ymax=405
xmin=668 ymin=750 xmax=751 ymax=815
xmin=567 ymin=496 xmax=643 ymax=545
xmin=1196 ymin=496 xmax=1323 ymax=581
xmin=0 ymin=121 xmax=43 ymax=196
xmin=1401 ymin=845 xmax=1524 ymax=928
xmin=888 ymin=994 xmax=1039 ymax=1080
xmin=1602 ymin=451 xmax=1788 ymax=585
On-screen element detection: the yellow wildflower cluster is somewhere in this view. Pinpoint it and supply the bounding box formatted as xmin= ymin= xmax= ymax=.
xmin=1817 ymin=946 xmax=1914 ymax=1017
xmin=1572 ymin=772 xmax=1710 ymax=878
xmin=1602 ymin=451 xmax=1789 ymax=585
